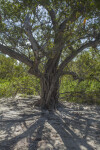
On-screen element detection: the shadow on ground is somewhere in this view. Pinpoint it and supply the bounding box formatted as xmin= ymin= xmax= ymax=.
xmin=0 ymin=96 xmax=100 ymax=150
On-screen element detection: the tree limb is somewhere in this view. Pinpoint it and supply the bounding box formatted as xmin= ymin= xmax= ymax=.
xmin=90 ymin=76 xmax=100 ymax=82
xmin=24 ymin=14 xmax=41 ymax=53
xmin=0 ymin=44 xmax=33 ymax=67
xmin=39 ymin=2 xmax=57 ymax=31
xmin=61 ymin=71 xmax=84 ymax=81
xmin=59 ymin=10 xmax=77 ymax=32
xmin=68 ymin=46 xmax=75 ymax=52
xmin=0 ymin=44 xmax=42 ymax=77
xmin=58 ymin=39 xmax=100 ymax=75
xmin=59 ymin=4 xmax=85 ymax=32
xmin=47 ymin=8 xmax=57 ymax=31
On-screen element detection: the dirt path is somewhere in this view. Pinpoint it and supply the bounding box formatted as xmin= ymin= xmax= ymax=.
xmin=0 ymin=95 xmax=100 ymax=150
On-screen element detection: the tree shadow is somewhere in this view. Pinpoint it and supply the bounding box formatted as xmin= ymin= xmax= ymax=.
xmin=0 ymin=115 xmax=46 ymax=150
xmin=0 ymin=99 xmax=100 ymax=150
xmin=47 ymin=111 xmax=94 ymax=150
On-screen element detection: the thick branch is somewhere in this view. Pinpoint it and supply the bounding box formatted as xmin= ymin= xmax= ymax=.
xmin=39 ymin=2 xmax=57 ymax=31
xmin=59 ymin=4 xmax=85 ymax=32
xmin=93 ymin=77 xmax=100 ymax=82
xmin=24 ymin=14 xmax=40 ymax=53
xmin=58 ymin=39 xmax=100 ymax=75
xmin=90 ymin=76 xmax=100 ymax=82
xmin=59 ymin=10 xmax=77 ymax=32
xmin=68 ymin=46 xmax=75 ymax=52
xmin=0 ymin=44 xmax=33 ymax=67
xmin=54 ymin=9 xmax=80 ymax=45
xmin=47 ymin=8 xmax=57 ymax=31
xmin=62 ymin=71 xmax=84 ymax=81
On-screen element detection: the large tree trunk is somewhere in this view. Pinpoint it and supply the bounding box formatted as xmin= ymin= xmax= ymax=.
xmin=39 ymin=57 xmax=60 ymax=110
xmin=40 ymin=74 xmax=59 ymax=110
xmin=39 ymin=57 xmax=59 ymax=109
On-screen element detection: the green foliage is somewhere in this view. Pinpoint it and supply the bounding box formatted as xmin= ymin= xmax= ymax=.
xmin=60 ymin=50 xmax=100 ymax=104
xmin=0 ymin=0 xmax=99 ymax=58
xmin=0 ymin=80 xmax=11 ymax=97
xmin=0 ymin=55 xmax=15 ymax=79
xmin=0 ymin=50 xmax=100 ymax=105
xmin=0 ymin=55 xmax=40 ymax=98
xmin=94 ymin=0 xmax=100 ymax=10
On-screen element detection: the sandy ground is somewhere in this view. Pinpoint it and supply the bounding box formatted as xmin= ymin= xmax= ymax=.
xmin=0 ymin=95 xmax=100 ymax=150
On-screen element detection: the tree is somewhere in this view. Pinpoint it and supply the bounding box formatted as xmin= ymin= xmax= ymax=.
xmin=75 ymin=50 xmax=100 ymax=82
xmin=0 ymin=0 xmax=100 ymax=109
xmin=0 ymin=54 xmax=15 ymax=79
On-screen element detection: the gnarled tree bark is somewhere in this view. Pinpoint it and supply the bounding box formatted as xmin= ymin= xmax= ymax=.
xmin=40 ymin=74 xmax=59 ymax=110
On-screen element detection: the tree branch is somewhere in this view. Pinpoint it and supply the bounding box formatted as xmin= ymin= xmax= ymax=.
xmin=47 ymin=8 xmax=57 ymax=31
xmin=0 ymin=44 xmax=42 ymax=78
xmin=68 ymin=46 xmax=75 ymax=52
xmin=58 ymin=39 xmax=100 ymax=75
xmin=24 ymin=14 xmax=41 ymax=53
xmin=62 ymin=71 xmax=84 ymax=81
xmin=59 ymin=10 xmax=77 ymax=32
xmin=39 ymin=2 xmax=57 ymax=31
xmin=59 ymin=4 xmax=85 ymax=32
xmin=0 ymin=44 xmax=33 ymax=67
xmin=90 ymin=76 xmax=100 ymax=82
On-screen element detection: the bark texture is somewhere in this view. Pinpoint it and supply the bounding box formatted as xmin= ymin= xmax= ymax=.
xmin=40 ymin=75 xmax=59 ymax=110
xmin=40 ymin=58 xmax=59 ymax=110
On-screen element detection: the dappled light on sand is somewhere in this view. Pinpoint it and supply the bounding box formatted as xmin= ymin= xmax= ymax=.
xmin=0 ymin=95 xmax=100 ymax=150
